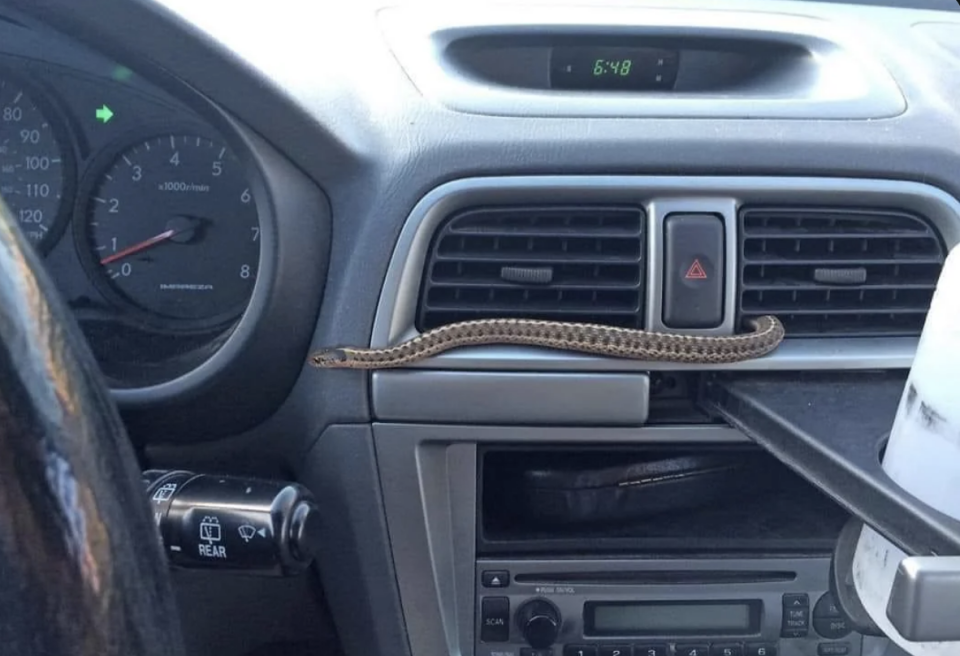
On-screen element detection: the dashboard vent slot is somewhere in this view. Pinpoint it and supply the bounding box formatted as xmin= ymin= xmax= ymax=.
xmin=418 ymin=206 xmax=644 ymax=330
xmin=739 ymin=207 xmax=944 ymax=337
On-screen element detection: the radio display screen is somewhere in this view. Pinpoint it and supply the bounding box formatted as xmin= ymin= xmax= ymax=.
xmin=585 ymin=601 xmax=762 ymax=636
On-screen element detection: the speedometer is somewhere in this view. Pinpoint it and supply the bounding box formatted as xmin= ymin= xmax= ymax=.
xmin=0 ymin=77 xmax=73 ymax=251
xmin=77 ymin=132 xmax=260 ymax=326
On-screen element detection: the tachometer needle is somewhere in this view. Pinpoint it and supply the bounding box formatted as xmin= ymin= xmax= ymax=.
xmin=100 ymin=229 xmax=177 ymax=265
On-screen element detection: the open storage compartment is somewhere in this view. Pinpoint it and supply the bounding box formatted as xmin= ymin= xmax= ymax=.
xmin=479 ymin=444 xmax=849 ymax=555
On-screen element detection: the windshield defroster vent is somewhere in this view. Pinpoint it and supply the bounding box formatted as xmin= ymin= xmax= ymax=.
xmin=739 ymin=207 xmax=945 ymax=337
xmin=417 ymin=206 xmax=645 ymax=331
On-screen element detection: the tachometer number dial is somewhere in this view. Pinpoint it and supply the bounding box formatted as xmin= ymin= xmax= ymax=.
xmin=0 ymin=78 xmax=71 ymax=251
xmin=79 ymin=133 xmax=260 ymax=325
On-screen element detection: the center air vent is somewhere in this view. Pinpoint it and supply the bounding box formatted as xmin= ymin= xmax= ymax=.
xmin=739 ymin=207 xmax=945 ymax=337
xmin=418 ymin=206 xmax=644 ymax=331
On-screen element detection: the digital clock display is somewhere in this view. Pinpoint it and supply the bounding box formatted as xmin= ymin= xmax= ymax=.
xmin=550 ymin=46 xmax=679 ymax=91
xmin=591 ymin=58 xmax=635 ymax=77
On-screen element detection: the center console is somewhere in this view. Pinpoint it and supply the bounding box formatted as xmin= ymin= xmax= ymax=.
xmin=371 ymin=425 xmax=866 ymax=656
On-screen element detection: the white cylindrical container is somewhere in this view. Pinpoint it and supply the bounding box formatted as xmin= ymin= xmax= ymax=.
xmin=852 ymin=244 xmax=960 ymax=656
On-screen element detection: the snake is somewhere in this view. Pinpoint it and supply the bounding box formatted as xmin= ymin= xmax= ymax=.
xmin=310 ymin=315 xmax=784 ymax=369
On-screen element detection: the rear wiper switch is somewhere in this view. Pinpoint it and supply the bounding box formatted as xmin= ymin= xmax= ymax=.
xmin=143 ymin=470 xmax=320 ymax=576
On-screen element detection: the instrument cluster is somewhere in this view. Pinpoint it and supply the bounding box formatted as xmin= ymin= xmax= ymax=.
xmin=0 ymin=56 xmax=263 ymax=388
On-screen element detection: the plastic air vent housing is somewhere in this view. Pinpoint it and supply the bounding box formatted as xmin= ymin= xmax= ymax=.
xmin=739 ymin=208 xmax=945 ymax=337
xmin=418 ymin=206 xmax=645 ymax=331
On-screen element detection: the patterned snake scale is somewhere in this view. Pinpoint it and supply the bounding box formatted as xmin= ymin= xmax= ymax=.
xmin=310 ymin=315 xmax=784 ymax=369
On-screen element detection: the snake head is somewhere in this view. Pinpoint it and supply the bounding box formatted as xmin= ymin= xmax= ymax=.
xmin=310 ymin=348 xmax=350 ymax=368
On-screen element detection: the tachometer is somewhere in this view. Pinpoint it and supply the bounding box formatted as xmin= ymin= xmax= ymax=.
xmin=77 ymin=132 xmax=260 ymax=326
xmin=0 ymin=77 xmax=73 ymax=251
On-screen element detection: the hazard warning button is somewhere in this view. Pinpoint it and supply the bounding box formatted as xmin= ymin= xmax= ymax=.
xmin=663 ymin=213 xmax=724 ymax=329
xmin=685 ymin=259 xmax=708 ymax=280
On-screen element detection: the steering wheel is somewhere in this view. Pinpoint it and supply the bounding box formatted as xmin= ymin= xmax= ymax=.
xmin=0 ymin=198 xmax=184 ymax=655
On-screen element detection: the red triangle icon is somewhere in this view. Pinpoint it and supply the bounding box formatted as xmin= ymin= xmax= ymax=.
xmin=685 ymin=259 xmax=708 ymax=280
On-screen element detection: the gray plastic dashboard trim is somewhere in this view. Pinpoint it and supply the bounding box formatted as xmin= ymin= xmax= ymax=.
xmin=378 ymin=5 xmax=906 ymax=119
xmin=372 ymin=371 xmax=650 ymax=425
xmin=371 ymin=176 xmax=960 ymax=374
xmin=887 ymin=556 xmax=960 ymax=642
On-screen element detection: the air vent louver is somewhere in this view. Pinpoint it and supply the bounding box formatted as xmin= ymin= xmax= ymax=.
xmin=739 ymin=207 xmax=945 ymax=337
xmin=418 ymin=206 xmax=645 ymax=331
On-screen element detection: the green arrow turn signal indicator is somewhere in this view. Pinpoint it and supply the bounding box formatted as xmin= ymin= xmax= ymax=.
xmin=95 ymin=105 xmax=114 ymax=124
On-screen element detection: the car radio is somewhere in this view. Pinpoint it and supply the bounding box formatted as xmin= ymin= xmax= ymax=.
xmin=475 ymin=557 xmax=860 ymax=656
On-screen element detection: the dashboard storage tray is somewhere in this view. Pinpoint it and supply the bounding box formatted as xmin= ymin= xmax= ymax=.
xmin=520 ymin=452 xmax=773 ymax=526
xmin=703 ymin=371 xmax=960 ymax=557
xmin=479 ymin=446 xmax=848 ymax=555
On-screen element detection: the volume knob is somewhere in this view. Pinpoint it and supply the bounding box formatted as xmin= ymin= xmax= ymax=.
xmin=517 ymin=599 xmax=561 ymax=649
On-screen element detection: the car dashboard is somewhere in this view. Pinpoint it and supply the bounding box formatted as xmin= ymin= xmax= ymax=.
xmin=2 ymin=1 xmax=960 ymax=656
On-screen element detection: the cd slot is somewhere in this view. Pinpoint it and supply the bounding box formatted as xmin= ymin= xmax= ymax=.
xmin=513 ymin=570 xmax=797 ymax=586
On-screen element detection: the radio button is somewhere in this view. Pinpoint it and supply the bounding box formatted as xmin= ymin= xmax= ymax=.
xmin=483 ymin=570 xmax=511 ymax=588
xmin=600 ymin=645 xmax=633 ymax=656
xmin=781 ymin=594 xmax=810 ymax=638
xmin=635 ymin=644 xmax=668 ymax=656
xmin=480 ymin=597 xmax=510 ymax=643
xmin=633 ymin=645 xmax=670 ymax=656
xmin=813 ymin=616 xmax=851 ymax=640
xmin=744 ymin=644 xmax=777 ymax=656
xmin=817 ymin=643 xmax=850 ymax=656
xmin=785 ymin=608 xmax=808 ymax=621
xmin=564 ymin=645 xmax=598 ymax=656
xmin=519 ymin=600 xmax=561 ymax=648
xmin=781 ymin=620 xmax=810 ymax=638
xmin=782 ymin=619 xmax=810 ymax=635
xmin=711 ymin=644 xmax=743 ymax=656
xmin=676 ymin=644 xmax=710 ymax=656
xmin=783 ymin=593 xmax=810 ymax=608
xmin=813 ymin=593 xmax=843 ymax=619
